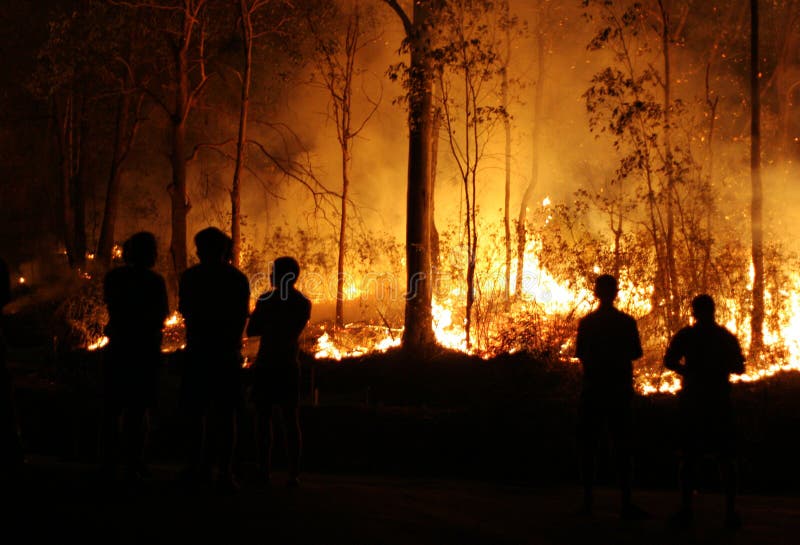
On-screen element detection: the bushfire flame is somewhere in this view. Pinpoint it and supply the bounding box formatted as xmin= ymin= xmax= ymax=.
xmin=87 ymin=310 xmax=185 ymax=354
xmin=83 ymin=201 xmax=800 ymax=396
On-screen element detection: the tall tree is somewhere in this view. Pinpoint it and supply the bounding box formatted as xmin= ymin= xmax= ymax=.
xmin=308 ymin=0 xmax=380 ymax=330
xmin=583 ymin=0 xmax=701 ymax=336
xmin=383 ymin=0 xmax=437 ymax=353
xmin=500 ymin=0 xmax=513 ymax=304
xmin=432 ymin=0 xmax=507 ymax=349
xmin=230 ymin=0 xmax=275 ymax=268
xmin=750 ymin=0 xmax=765 ymax=354
xmin=33 ymin=2 xmax=113 ymax=270
xmin=116 ymin=0 xmax=213 ymax=281
xmin=96 ymin=10 xmax=147 ymax=266
xmin=515 ymin=2 xmax=551 ymax=298
xmin=657 ymin=0 xmax=680 ymax=332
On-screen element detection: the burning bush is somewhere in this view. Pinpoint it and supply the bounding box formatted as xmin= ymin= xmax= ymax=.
xmin=53 ymin=277 xmax=107 ymax=353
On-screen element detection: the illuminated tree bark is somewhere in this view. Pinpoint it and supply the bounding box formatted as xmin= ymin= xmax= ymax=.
xmin=308 ymin=1 xmax=380 ymax=329
xmin=119 ymin=0 xmax=210 ymax=281
xmin=501 ymin=0 xmax=512 ymax=305
xmin=53 ymin=93 xmax=77 ymax=267
xmin=515 ymin=27 xmax=545 ymax=298
xmin=383 ymin=0 xmax=436 ymax=353
xmin=52 ymin=91 xmax=88 ymax=270
xmin=657 ymin=0 xmax=679 ymax=333
xmin=72 ymin=94 xmax=89 ymax=268
xmin=230 ymin=0 xmax=259 ymax=268
xmin=434 ymin=0 xmax=507 ymax=349
xmin=97 ymin=84 xmax=144 ymax=266
xmin=750 ymin=0 xmax=765 ymax=354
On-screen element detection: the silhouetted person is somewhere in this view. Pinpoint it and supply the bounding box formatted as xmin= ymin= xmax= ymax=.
xmin=0 ymin=258 xmax=23 ymax=476
xmin=664 ymin=294 xmax=745 ymax=529
xmin=179 ymin=227 xmax=249 ymax=491
xmin=101 ymin=232 xmax=168 ymax=482
xmin=247 ymin=257 xmax=311 ymax=487
xmin=575 ymin=274 xmax=645 ymax=519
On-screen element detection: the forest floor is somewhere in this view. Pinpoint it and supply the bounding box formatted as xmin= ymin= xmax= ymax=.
xmin=6 ymin=456 xmax=800 ymax=545
xmin=8 ymin=346 xmax=800 ymax=543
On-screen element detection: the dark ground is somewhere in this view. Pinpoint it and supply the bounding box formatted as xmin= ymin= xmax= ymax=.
xmin=7 ymin=345 xmax=800 ymax=543
xmin=6 ymin=457 xmax=800 ymax=545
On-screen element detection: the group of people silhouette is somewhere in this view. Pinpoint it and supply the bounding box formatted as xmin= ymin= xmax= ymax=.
xmin=0 ymin=237 xmax=747 ymax=530
xmin=576 ymin=274 xmax=745 ymax=529
xmin=101 ymin=228 xmax=310 ymax=491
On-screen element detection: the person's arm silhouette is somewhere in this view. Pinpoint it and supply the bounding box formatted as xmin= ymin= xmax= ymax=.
xmin=726 ymin=332 xmax=745 ymax=375
xmin=246 ymin=297 xmax=268 ymax=338
xmin=664 ymin=330 xmax=687 ymax=375
xmin=0 ymin=259 xmax=9 ymax=310
xmin=156 ymin=274 xmax=169 ymax=326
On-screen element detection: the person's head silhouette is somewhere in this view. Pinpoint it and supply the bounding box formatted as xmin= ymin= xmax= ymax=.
xmin=123 ymin=232 xmax=158 ymax=269
xmin=194 ymin=227 xmax=232 ymax=265
xmin=691 ymin=294 xmax=715 ymax=325
xmin=594 ymin=274 xmax=618 ymax=307
xmin=271 ymin=256 xmax=300 ymax=291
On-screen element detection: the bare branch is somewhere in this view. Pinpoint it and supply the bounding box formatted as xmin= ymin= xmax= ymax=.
xmin=382 ymin=0 xmax=413 ymax=37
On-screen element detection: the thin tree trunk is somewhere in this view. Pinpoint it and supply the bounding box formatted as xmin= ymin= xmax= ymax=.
xmin=334 ymin=6 xmax=359 ymax=330
xmin=98 ymin=93 xmax=131 ymax=265
xmin=169 ymin=29 xmax=191 ymax=280
xmin=97 ymin=91 xmax=143 ymax=265
xmin=55 ymin=94 xmax=77 ymax=267
xmin=335 ymin=144 xmax=350 ymax=329
xmin=701 ymin=62 xmax=718 ymax=292
xmin=72 ymin=93 xmax=88 ymax=270
xmin=401 ymin=1 xmax=435 ymax=352
xmin=515 ymin=30 xmax=544 ymax=297
xmin=430 ymin=96 xmax=441 ymax=275
xmin=501 ymin=15 xmax=512 ymax=305
xmin=231 ymin=0 xmax=254 ymax=269
xmin=659 ymin=0 xmax=678 ymax=332
xmin=750 ymin=0 xmax=765 ymax=354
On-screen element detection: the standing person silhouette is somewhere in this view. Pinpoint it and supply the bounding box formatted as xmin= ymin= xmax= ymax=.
xmin=247 ymin=257 xmax=311 ymax=487
xmin=575 ymin=274 xmax=646 ymax=519
xmin=101 ymin=232 xmax=169 ymax=482
xmin=0 ymin=257 xmax=23 ymax=476
xmin=179 ymin=228 xmax=249 ymax=492
xmin=664 ymin=294 xmax=745 ymax=529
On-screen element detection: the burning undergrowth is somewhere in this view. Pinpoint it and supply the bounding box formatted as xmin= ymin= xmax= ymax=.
xmin=34 ymin=207 xmax=800 ymax=400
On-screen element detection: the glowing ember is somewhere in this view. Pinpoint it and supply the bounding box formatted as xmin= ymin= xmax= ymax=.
xmin=161 ymin=310 xmax=186 ymax=352
xmin=87 ymin=336 xmax=109 ymax=351
xmin=164 ymin=311 xmax=182 ymax=328
xmin=314 ymin=326 xmax=402 ymax=360
xmin=86 ymin=310 xmax=186 ymax=352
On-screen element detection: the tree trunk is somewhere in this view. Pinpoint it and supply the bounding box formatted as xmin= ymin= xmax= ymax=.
xmin=701 ymin=61 xmax=718 ymax=292
xmin=502 ymin=20 xmax=512 ymax=305
xmin=55 ymin=94 xmax=77 ymax=267
xmin=750 ymin=0 xmax=765 ymax=354
xmin=72 ymin=93 xmax=88 ymax=270
xmin=401 ymin=0 xmax=435 ymax=353
xmin=659 ymin=0 xmax=679 ymax=333
xmin=97 ymin=91 xmax=142 ymax=265
xmin=515 ymin=30 xmax=544 ymax=297
xmin=335 ymin=144 xmax=350 ymax=329
xmin=231 ymin=0 xmax=254 ymax=269
xmin=169 ymin=38 xmax=191 ymax=281
xmin=97 ymin=93 xmax=130 ymax=265
xmin=465 ymin=168 xmax=477 ymax=349
xmin=430 ymin=94 xmax=441 ymax=276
